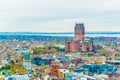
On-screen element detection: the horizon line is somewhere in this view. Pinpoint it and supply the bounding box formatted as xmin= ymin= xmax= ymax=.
xmin=0 ymin=31 xmax=120 ymax=33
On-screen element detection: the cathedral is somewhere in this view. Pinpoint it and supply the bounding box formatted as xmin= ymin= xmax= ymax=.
xmin=65 ymin=23 xmax=93 ymax=52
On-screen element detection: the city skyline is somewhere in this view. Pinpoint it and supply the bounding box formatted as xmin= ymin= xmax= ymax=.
xmin=0 ymin=0 xmax=120 ymax=32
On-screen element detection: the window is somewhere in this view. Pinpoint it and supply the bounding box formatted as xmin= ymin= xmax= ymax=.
xmin=67 ymin=42 xmax=71 ymax=51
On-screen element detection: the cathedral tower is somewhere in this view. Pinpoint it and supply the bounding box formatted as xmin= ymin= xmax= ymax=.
xmin=74 ymin=23 xmax=85 ymax=41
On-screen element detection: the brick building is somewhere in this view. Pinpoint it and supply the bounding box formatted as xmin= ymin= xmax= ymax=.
xmin=65 ymin=23 xmax=93 ymax=52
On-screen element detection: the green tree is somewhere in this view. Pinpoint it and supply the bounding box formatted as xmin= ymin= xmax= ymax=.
xmin=10 ymin=60 xmax=15 ymax=65
xmin=87 ymin=53 xmax=94 ymax=57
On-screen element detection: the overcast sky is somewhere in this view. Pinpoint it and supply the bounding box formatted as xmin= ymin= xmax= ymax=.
xmin=0 ymin=0 xmax=120 ymax=32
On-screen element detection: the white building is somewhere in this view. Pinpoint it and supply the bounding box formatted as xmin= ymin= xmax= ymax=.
xmin=23 ymin=60 xmax=31 ymax=70
xmin=5 ymin=74 xmax=30 ymax=80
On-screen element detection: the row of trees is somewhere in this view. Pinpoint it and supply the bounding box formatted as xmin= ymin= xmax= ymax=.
xmin=32 ymin=46 xmax=65 ymax=54
xmin=0 ymin=64 xmax=10 ymax=71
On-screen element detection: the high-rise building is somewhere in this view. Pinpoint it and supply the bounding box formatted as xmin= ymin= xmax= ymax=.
xmin=23 ymin=50 xmax=31 ymax=71
xmin=65 ymin=23 xmax=93 ymax=52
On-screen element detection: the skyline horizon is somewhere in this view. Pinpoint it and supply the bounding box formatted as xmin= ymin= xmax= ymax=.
xmin=0 ymin=31 xmax=120 ymax=37
xmin=0 ymin=31 xmax=120 ymax=33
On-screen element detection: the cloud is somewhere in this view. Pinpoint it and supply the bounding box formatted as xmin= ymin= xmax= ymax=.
xmin=0 ymin=0 xmax=120 ymax=32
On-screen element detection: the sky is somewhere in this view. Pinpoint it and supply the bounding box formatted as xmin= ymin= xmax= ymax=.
xmin=0 ymin=0 xmax=120 ymax=32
